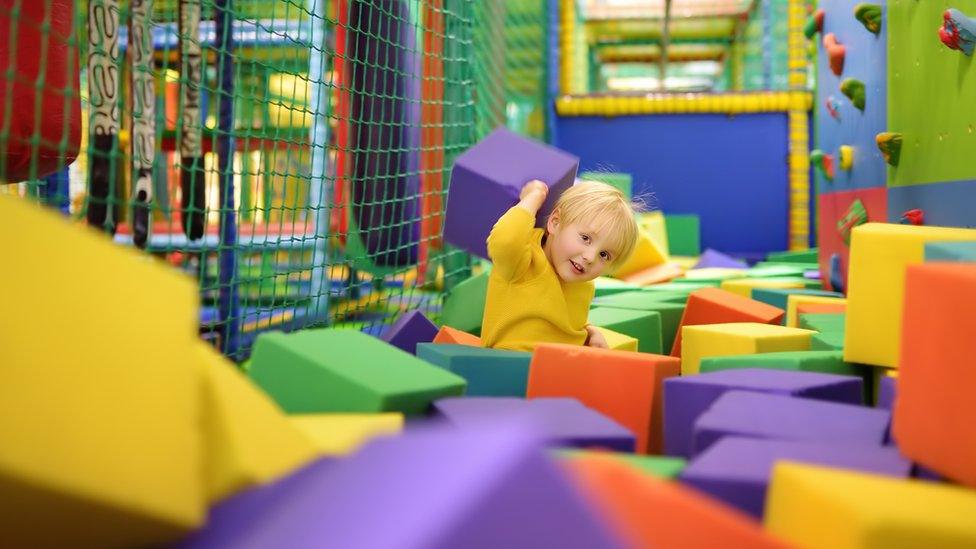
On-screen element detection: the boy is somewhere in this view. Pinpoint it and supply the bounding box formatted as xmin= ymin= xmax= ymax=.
xmin=481 ymin=179 xmax=640 ymax=352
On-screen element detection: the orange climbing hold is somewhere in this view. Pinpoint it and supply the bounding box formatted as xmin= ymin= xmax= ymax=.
xmin=823 ymin=33 xmax=846 ymax=76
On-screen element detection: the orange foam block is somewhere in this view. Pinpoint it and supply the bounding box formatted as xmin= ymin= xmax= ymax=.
xmin=565 ymin=455 xmax=789 ymax=549
xmin=527 ymin=344 xmax=680 ymax=454
xmin=796 ymin=302 xmax=846 ymax=316
xmin=433 ymin=325 xmax=482 ymax=347
xmin=671 ymin=287 xmax=785 ymax=357
xmin=893 ymin=263 xmax=976 ymax=488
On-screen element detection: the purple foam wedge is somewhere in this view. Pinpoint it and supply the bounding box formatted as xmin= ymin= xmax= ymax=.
xmin=443 ymin=127 xmax=579 ymax=259
xmin=692 ymin=391 xmax=890 ymax=456
xmin=876 ymin=375 xmax=896 ymax=410
xmin=679 ymin=437 xmax=911 ymax=517
xmin=434 ymin=397 xmax=636 ymax=452
xmin=182 ymin=422 xmax=624 ymax=549
xmin=693 ymin=248 xmax=748 ymax=270
xmin=382 ymin=309 xmax=439 ymax=355
xmin=663 ymin=368 xmax=864 ymax=458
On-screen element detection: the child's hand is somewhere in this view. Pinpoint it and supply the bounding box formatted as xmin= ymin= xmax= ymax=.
xmin=585 ymin=325 xmax=609 ymax=349
xmin=520 ymin=180 xmax=548 ymax=201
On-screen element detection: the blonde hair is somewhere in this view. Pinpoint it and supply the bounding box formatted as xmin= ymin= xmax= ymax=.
xmin=550 ymin=179 xmax=640 ymax=268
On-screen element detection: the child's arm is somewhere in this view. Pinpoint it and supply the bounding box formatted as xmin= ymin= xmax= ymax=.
xmin=584 ymin=325 xmax=609 ymax=349
xmin=486 ymin=180 xmax=549 ymax=280
xmin=516 ymin=179 xmax=548 ymax=215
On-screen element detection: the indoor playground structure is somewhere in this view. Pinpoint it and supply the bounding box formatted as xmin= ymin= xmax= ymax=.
xmin=3 ymin=0 xmax=976 ymax=546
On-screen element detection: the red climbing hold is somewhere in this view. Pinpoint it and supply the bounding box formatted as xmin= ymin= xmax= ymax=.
xmin=900 ymin=209 xmax=925 ymax=226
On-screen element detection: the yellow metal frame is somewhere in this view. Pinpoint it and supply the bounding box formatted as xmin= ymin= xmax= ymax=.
xmin=557 ymin=0 xmax=813 ymax=250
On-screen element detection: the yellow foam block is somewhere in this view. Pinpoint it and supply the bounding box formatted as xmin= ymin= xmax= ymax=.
xmin=595 ymin=326 xmax=640 ymax=352
xmin=766 ymin=462 xmax=976 ymax=548
xmin=670 ymin=256 xmax=699 ymax=269
xmin=846 ymin=223 xmax=976 ymax=368
xmin=614 ymin=229 xmax=668 ymax=279
xmin=720 ymin=278 xmax=804 ymax=299
xmin=786 ymin=295 xmax=847 ymax=327
xmin=199 ymin=343 xmax=318 ymax=502
xmin=291 ymin=413 xmax=404 ymax=456
xmin=683 ymin=267 xmax=747 ymax=280
xmin=0 ymin=195 xmax=204 ymax=546
xmin=681 ymin=322 xmax=814 ymax=375
xmin=638 ymin=211 xmax=670 ymax=257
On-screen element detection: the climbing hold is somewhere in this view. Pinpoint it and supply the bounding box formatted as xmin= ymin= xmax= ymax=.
xmin=828 ymin=253 xmax=846 ymax=293
xmin=811 ymin=150 xmax=836 ymax=182
xmin=900 ymin=209 xmax=925 ymax=226
xmin=840 ymin=78 xmax=865 ymax=111
xmin=837 ymin=199 xmax=868 ymax=245
xmin=826 ymin=96 xmax=842 ymax=120
xmin=939 ymin=8 xmax=976 ymax=55
xmin=854 ymin=4 xmax=882 ymax=35
xmin=823 ymin=33 xmax=846 ymax=76
xmin=839 ymin=145 xmax=854 ymax=171
xmin=805 ymin=9 xmax=826 ymax=39
xmin=875 ymin=132 xmax=903 ymax=166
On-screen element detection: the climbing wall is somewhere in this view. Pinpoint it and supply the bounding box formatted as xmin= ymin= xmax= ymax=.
xmin=812 ymin=0 xmax=889 ymax=289
xmin=885 ymin=0 xmax=976 ymax=227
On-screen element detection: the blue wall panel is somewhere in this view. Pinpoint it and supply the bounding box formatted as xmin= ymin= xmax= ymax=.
xmin=887 ymin=179 xmax=976 ymax=229
xmin=556 ymin=112 xmax=790 ymax=256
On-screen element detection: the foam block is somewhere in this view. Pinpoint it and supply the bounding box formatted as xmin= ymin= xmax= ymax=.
xmin=893 ymin=263 xmax=976 ymax=488
xmin=720 ymin=278 xmax=804 ymax=298
xmin=637 ymin=210 xmax=670 ymax=255
xmin=876 ymin=375 xmax=896 ymax=410
xmin=663 ymin=368 xmax=864 ymax=458
xmin=528 ymin=344 xmax=680 ymax=454
xmin=621 ymin=262 xmax=684 ymax=285
xmin=812 ymin=331 xmax=845 ymax=351
xmin=694 ymin=249 xmax=748 ymax=269
xmin=417 ymin=343 xmax=530 ymax=397
xmin=693 ymin=391 xmax=890 ymax=456
xmin=681 ymin=437 xmax=911 ymax=518
xmin=744 ymin=264 xmax=809 ymax=278
xmin=382 ymin=309 xmax=439 ymax=354
xmin=612 ymin=229 xmax=668 ymax=279
xmin=924 ymin=240 xmax=976 ymax=262
xmin=751 ymin=287 xmax=843 ymax=312
xmin=565 ymin=455 xmax=789 ymax=549
xmin=785 ymin=295 xmax=846 ymax=327
xmin=766 ymin=249 xmax=819 ymax=263
xmin=665 ymin=214 xmax=701 ymax=256
xmin=588 ymin=306 xmax=663 ymax=354
xmin=798 ymin=312 xmax=845 ymax=333
xmin=434 ymin=325 xmax=483 ymax=346
xmin=440 ymin=271 xmax=489 ymax=335
xmin=434 ymin=397 xmax=636 ymax=452
xmin=845 ymin=223 xmax=976 ymax=368
xmin=444 ymin=127 xmax=579 ymax=259
xmin=199 ymin=343 xmax=318 ymax=503
xmin=671 ymin=288 xmax=785 ymax=357
xmin=0 ymin=194 xmax=204 ymax=546
xmin=680 ymin=323 xmax=814 ymax=375
xmin=580 ymin=170 xmax=633 ymax=200
xmin=699 ymin=350 xmax=864 ymax=377
xmin=765 ymin=462 xmax=976 ymax=548
xmin=182 ymin=423 xmax=624 ymax=548
xmin=591 ymin=291 xmax=686 ymax=352
xmin=594 ymin=276 xmax=640 ymax=297
xmin=289 ymin=414 xmax=403 ymax=456
xmin=594 ymin=326 xmax=639 ymax=352
xmin=249 ymin=329 xmax=466 ymax=414
xmin=683 ymin=266 xmax=748 ymax=281
xmin=555 ymin=449 xmax=686 ymax=478
xmin=795 ymin=302 xmax=846 ymax=316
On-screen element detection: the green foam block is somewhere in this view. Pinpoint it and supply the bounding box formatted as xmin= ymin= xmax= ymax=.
xmin=766 ymin=248 xmax=819 ymax=263
xmin=811 ymin=331 xmax=845 ymax=351
xmin=416 ymin=343 xmax=530 ymax=397
xmin=664 ymin=214 xmax=701 ymax=256
xmin=699 ymin=350 xmax=864 ymax=377
xmin=249 ymin=329 xmax=466 ymax=414
xmin=644 ymin=281 xmax=720 ymax=293
xmin=924 ymin=241 xmax=976 ymax=262
xmin=594 ymin=276 xmax=641 ymax=298
xmin=553 ymin=449 xmax=686 ymax=479
xmin=798 ymin=312 xmax=846 ymax=334
xmin=440 ymin=271 xmax=489 ymax=335
xmin=580 ymin=171 xmax=633 ymax=200
xmin=591 ymin=291 xmax=685 ymax=352
xmin=755 ymin=261 xmax=821 ymax=272
xmin=744 ymin=265 xmax=809 ymax=278
xmin=588 ymin=307 xmax=663 ymax=354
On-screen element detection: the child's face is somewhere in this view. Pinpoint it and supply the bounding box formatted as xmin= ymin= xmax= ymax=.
xmin=544 ymin=214 xmax=617 ymax=283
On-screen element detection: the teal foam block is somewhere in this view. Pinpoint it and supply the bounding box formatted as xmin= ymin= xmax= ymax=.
xmin=591 ymin=291 xmax=685 ymax=353
xmin=924 ymin=241 xmax=976 ymax=262
xmin=441 ymin=271 xmax=489 ymax=335
xmin=416 ymin=343 xmax=530 ymax=397
xmin=752 ymin=288 xmax=844 ymax=315
xmin=588 ymin=307 xmax=663 ymax=354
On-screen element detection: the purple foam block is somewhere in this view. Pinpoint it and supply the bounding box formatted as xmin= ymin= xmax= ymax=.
xmin=663 ymin=368 xmax=864 ymax=458
xmin=679 ymin=437 xmax=911 ymax=518
xmin=443 ymin=127 xmax=579 ymax=259
xmin=693 ymin=248 xmax=748 ymax=270
xmin=382 ymin=309 xmax=439 ymax=355
xmin=183 ymin=421 xmax=624 ymax=549
xmin=434 ymin=397 xmax=636 ymax=452
xmin=876 ymin=375 xmax=896 ymax=410
xmin=692 ymin=390 xmax=891 ymax=456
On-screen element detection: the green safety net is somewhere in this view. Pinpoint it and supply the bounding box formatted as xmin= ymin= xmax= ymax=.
xmin=0 ymin=0 xmax=550 ymax=362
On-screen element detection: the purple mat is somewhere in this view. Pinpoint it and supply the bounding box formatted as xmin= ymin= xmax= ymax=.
xmin=178 ymin=422 xmax=623 ymax=549
xmin=693 ymin=248 xmax=748 ymax=270
xmin=434 ymin=397 xmax=636 ymax=452
xmin=382 ymin=309 xmax=439 ymax=355
xmin=679 ymin=437 xmax=911 ymax=517
xmin=692 ymin=391 xmax=891 ymax=456
xmin=443 ymin=127 xmax=578 ymax=259
xmin=663 ymin=368 xmax=864 ymax=458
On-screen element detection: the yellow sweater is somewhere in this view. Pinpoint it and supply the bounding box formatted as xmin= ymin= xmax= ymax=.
xmin=480 ymin=206 xmax=594 ymax=352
